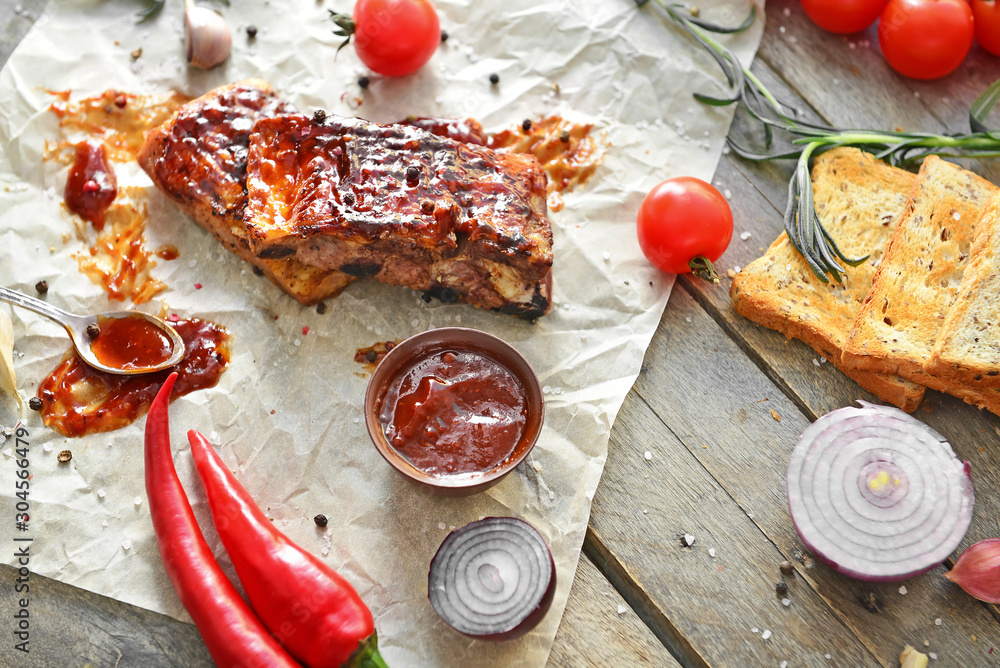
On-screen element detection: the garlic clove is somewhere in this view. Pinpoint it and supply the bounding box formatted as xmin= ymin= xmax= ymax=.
xmin=184 ymin=2 xmax=232 ymax=69
xmin=943 ymin=538 xmax=1000 ymax=603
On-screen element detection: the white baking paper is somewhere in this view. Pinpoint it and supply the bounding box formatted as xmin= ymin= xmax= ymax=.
xmin=0 ymin=0 xmax=764 ymax=665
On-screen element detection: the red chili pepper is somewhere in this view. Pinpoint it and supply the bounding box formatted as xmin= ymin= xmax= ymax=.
xmin=188 ymin=429 xmax=387 ymax=668
xmin=144 ymin=373 xmax=299 ymax=668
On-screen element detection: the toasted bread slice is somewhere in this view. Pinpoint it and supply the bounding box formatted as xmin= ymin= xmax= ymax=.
xmin=925 ymin=192 xmax=1000 ymax=388
xmin=730 ymin=148 xmax=923 ymax=411
xmin=842 ymin=156 xmax=998 ymax=386
xmin=138 ymin=80 xmax=355 ymax=305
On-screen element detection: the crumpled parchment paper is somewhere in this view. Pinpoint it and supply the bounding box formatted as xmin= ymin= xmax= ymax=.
xmin=0 ymin=0 xmax=764 ymax=664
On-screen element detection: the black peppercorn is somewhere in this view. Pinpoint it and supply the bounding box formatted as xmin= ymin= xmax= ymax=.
xmin=775 ymin=581 xmax=788 ymax=597
xmin=405 ymin=165 xmax=420 ymax=181
xmin=365 ymin=349 xmax=378 ymax=363
xmin=86 ymin=322 xmax=100 ymax=339
xmin=316 ymin=302 xmax=328 ymax=315
xmin=314 ymin=514 xmax=328 ymax=528
xmin=421 ymin=200 xmax=434 ymax=214
xmin=522 ymin=118 xmax=533 ymax=132
xmin=28 ymin=397 xmax=43 ymax=411
xmin=358 ymin=76 xmax=370 ymax=89
xmin=489 ymin=73 xmax=500 ymax=85
xmin=57 ymin=450 xmax=72 ymax=463
xmin=312 ymin=109 xmax=327 ymax=124
xmin=779 ymin=560 xmax=795 ymax=577
xmin=246 ymin=25 xmax=258 ymax=38
xmin=559 ymin=130 xmax=571 ymax=143
xmin=252 ymin=266 xmax=265 ymax=277
xmin=35 ymin=280 xmax=48 ymax=294
xmin=343 ymin=192 xmax=356 ymax=205
xmin=440 ymin=30 xmax=449 ymax=43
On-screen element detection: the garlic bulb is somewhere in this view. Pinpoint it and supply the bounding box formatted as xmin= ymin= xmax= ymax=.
xmin=184 ymin=0 xmax=232 ymax=69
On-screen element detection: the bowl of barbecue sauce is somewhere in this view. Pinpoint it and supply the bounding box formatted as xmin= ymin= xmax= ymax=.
xmin=365 ymin=328 xmax=544 ymax=496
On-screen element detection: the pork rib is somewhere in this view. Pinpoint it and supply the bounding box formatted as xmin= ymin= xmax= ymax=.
xmin=244 ymin=113 xmax=553 ymax=317
xmin=137 ymin=80 xmax=355 ymax=304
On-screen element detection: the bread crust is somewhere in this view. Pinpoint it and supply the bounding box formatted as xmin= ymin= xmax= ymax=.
xmin=730 ymin=147 xmax=923 ymax=411
xmin=925 ymin=192 xmax=1000 ymax=388
xmin=842 ymin=157 xmax=998 ymax=388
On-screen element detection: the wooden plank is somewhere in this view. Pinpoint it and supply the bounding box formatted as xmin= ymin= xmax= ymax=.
xmin=588 ymin=289 xmax=882 ymax=667
xmin=550 ymin=554 xmax=680 ymax=667
xmin=0 ymin=562 xmax=211 ymax=667
xmin=0 ymin=552 xmax=670 ymax=667
xmin=615 ymin=286 xmax=1000 ymax=666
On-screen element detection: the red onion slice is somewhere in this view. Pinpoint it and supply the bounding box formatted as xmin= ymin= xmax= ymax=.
xmin=787 ymin=401 xmax=974 ymax=582
xmin=428 ymin=517 xmax=556 ymax=640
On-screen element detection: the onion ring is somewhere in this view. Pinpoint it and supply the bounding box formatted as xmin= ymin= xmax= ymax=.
xmin=787 ymin=401 xmax=974 ymax=582
xmin=428 ymin=517 xmax=556 ymax=640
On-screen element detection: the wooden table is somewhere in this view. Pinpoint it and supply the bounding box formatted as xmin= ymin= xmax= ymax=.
xmin=4 ymin=1 xmax=1000 ymax=666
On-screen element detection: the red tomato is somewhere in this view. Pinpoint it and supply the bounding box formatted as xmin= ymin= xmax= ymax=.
xmin=636 ymin=177 xmax=733 ymax=276
xmin=352 ymin=0 xmax=440 ymax=77
xmin=800 ymin=0 xmax=888 ymax=34
xmin=877 ymin=0 xmax=974 ymax=80
xmin=971 ymin=0 xmax=1000 ymax=57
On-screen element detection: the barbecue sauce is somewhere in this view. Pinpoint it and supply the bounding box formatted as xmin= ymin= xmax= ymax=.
xmin=378 ymin=349 xmax=527 ymax=475
xmin=89 ymin=315 xmax=175 ymax=371
xmin=37 ymin=318 xmax=230 ymax=437
xmin=65 ymin=140 xmax=117 ymax=229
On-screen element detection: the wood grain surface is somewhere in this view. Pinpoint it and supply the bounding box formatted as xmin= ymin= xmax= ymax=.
xmin=4 ymin=0 xmax=1000 ymax=666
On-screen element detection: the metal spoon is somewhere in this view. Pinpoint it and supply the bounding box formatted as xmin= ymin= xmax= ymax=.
xmin=0 ymin=287 xmax=185 ymax=375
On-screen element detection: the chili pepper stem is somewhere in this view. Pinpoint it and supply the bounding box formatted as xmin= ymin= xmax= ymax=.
xmin=688 ymin=255 xmax=720 ymax=283
xmin=347 ymin=631 xmax=391 ymax=668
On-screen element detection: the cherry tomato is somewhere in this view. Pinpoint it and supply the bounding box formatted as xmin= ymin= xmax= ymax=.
xmin=877 ymin=0 xmax=974 ymax=80
xmin=971 ymin=0 xmax=1000 ymax=57
xmin=799 ymin=0 xmax=888 ymax=34
xmin=351 ymin=0 xmax=440 ymax=77
xmin=636 ymin=177 xmax=733 ymax=278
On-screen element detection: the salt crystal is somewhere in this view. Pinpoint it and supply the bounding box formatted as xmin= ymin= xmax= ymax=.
xmin=644 ymin=451 xmax=652 ymax=461
xmin=833 ymin=78 xmax=840 ymax=86
xmin=134 ymin=496 xmax=142 ymax=506
xmin=820 ymin=357 xmax=827 ymax=364
xmin=122 ymin=539 xmax=132 ymax=550
xmin=781 ymin=598 xmax=790 ymax=607
xmin=722 ymin=145 xmax=731 ymax=155
xmin=708 ymin=548 xmax=716 ymax=558
xmin=733 ymin=266 xmax=741 ymax=273
xmin=42 ymin=443 xmax=52 ymax=452
xmin=682 ymin=533 xmax=695 ymax=547
xmin=929 ymin=653 xmax=937 ymax=661
xmin=353 ymin=417 xmax=359 ymax=424
xmin=779 ymin=26 xmax=786 ymax=33
xmin=782 ymin=7 xmax=790 ymax=15
xmin=953 ymin=211 xmax=961 ymax=221
xmin=532 ymin=461 xmax=542 ymax=473
xmin=781 ymin=662 xmax=788 ymax=668
xmin=825 ymin=654 xmax=832 ymax=660
xmin=761 ymin=629 xmax=772 ymax=640
xmin=603 ymin=251 xmax=611 ymax=261
xmin=789 ymin=36 xmax=798 ymax=44
xmin=740 ymin=231 xmax=752 ymax=241
xmin=935 ymin=618 xmax=943 ymax=626
xmin=642 ymin=510 xmax=648 ymax=514
xmin=102 ymin=520 xmax=108 ymax=528
xmin=899 ymin=585 xmax=908 ymax=595
xmin=751 ymin=627 xmax=759 ymax=634
xmin=97 ymin=489 xmax=106 ymax=498
xmin=724 ymin=189 xmax=732 ymax=199
xmin=785 ymin=264 xmax=792 ymax=272
xmin=746 ymin=512 xmax=754 ymax=519
xmin=294 ymin=339 xmax=301 ymax=347
xmin=438 ymin=522 xmax=447 ymax=530
xmin=187 ymin=259 xmax=197 ymax=268
xmin=617 ymin=604 xmax=626 ymax=614
xmin=685 ymin=317 xmax=692 ymax=323
xmin=812 ymin=359 xmax=820 ymax=367
xmin=1 ymin=448 xmax=10 ymax=457
xmin=548 ymin=491 xmax=555 ymax=500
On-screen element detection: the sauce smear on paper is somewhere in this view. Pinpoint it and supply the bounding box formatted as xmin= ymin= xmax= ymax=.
xmin=37 ymin=318 xmax=230 ymax=437
xmin=65 ymin=140 xmax=118 ymax=228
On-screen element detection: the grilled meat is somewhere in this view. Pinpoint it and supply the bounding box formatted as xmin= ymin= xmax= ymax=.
xmin=243 ymin=113 xmax=553 ymax=317
xmin=137 ymin=80 xmax=355 ymax=304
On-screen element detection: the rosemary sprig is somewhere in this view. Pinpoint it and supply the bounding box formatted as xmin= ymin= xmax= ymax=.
xmin=639 ymin=1 xmax=1000 ymax=283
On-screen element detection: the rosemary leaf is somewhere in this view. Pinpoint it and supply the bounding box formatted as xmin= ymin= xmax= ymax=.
xmin=971 ymin=78 xmax=1000 ymax=134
